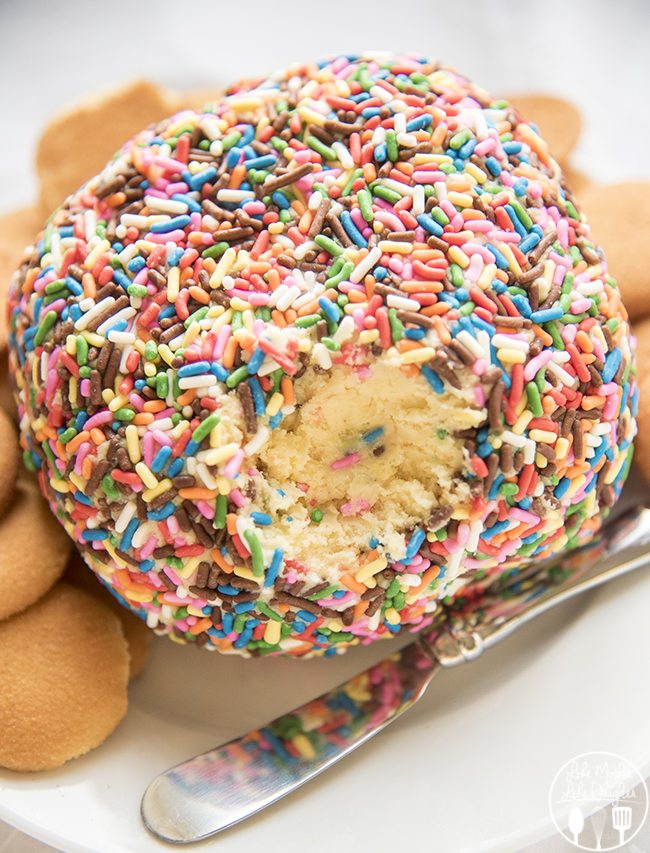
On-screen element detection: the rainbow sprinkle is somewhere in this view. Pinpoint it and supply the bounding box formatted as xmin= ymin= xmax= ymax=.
xmin=7 ymin=53 xmax=637 ymax=657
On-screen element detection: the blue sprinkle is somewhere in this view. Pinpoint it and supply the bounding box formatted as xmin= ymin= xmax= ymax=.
xmin=269 ymin=412 xmax=283 ymax=429
xmin=485 ymin=156 xmax=502 ymax=176
xmin=416 ymin=213 xmax=443 ymax=237
xmin=482 ymin=519 xmax=511 ymax=540
xmin=233 ymin=628 xmax=254 ymax=649
xmin=513 ymin=178 xmax=529 ymax=196
xmin=149 ymin=215 xmax=191 ymax=233
xmin=340 ymin=210 xmax=367 ymax=247
xmin=120 ymin=517 xmax=140 ymax=550
xmin=602 ymin=348 xmax=622 ymax=383
xmin=127 ymin=256 xmax=146 ymax=274
xmin=554 ymin=477 xmax=571 ymax=499
xmin=246 ymin=347 xmax=265 ymax=375
xmin=374 ymin=143 xmax=388 ymax=163
xmin=421 ymin=365 xmax=444 ymax=393
xmin=171 ymin=193 xmax=202 ymax=213
xmin=139 ymin=560 xmax=155 ymax=573
xmin=233 ymin=601 xmax=256 ymax=614
xmin=74 ymin=490 xmax=93 ymax=506
xmin=185 ymin=167 xmax=217 ymax=191
xmin=362 ymin=427 xmax=385 ymax=444
xmin=64 ymin=275 xmax=83 ymax=296
xmin=530 ymin=306 xmax=564 ymax=323
xmin=251 ymin=511 xmax=273 ymax=526
xmin=264 ymin=548 xmax=284 ymax=588
xmin=226 ymin=145 xmax=242 ymax=170
xmin=168 ymin=247 xmax=184 ymax=267
xmin=148 ymin=502 xmax=175 ymax=521
xmin=244 ymin=154 xmax=276 ymax=170
xmin=184 ymin=439 xmax=200 ymax=456
xmin=81 ymin=529 xmax=108 ymax=541
xmin=151 ymin=446 xmax=172 ymax=473
xmin=519 ymin=232 xmax=541 ymax=253
xmin=271 ymin=191 xmax=290 ymax=210
xmin=361 ymin=107 xmax=381 ymax=119
xmin=511 ymin=295 xmax=533 ymax=319
xmin=221 ymin=612 xmax=234 ymax=633
xmin=318 ymin=296 xmax=341 ymax=323
xmin=505 ymin=204 xmax=527 ymax=238
xmin=167 ymin=457 xmax=184 ymax=478
xmin=406 ymin=528 xmax=426 ymax=558
xmin=503 ymin=141 xmax=522 ymax=155
xmin=248 ymin=376 xmax=266 ymax=417
xmin=178 ymin=360 xmax=211 ymax=377
xmin=406 ymin=114 xmax=432 ymax=131
xmin=488 ymin=473 xmax=505 ymax=501
xmin=112 ymin=269 xmax=132 ymax=289
xmin=296 ymin=610 xmax=317 ymax=623
xmin=486 ymin=243 xmax=509 ymax=269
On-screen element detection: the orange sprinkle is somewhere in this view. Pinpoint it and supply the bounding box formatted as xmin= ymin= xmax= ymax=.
xmin=189 ymin=618 xmax=213 ymax=635
xmin=188 ymin=285 xmax=210 ymax=304
xmin=353 ymin=600 xmax=369 ymax=622
xmin=531 ymin=324 xmax=554 ymax=347
xmin=210 ymin=549 xmax=234 ymax=574
xmin=271 ymin=309 xmax=287 ymax=328
xmin=280 ymin=376 xmax=295 ymax=406
xmin=176 ymin=389 xmax=196 ymax=406
xmin=341 ymin=573 xmax=365 ymax=595
xmin=222 ymin=336 xmax=239 ymax=370
xmin=226 ymin=513 xmax=238 ymax=535
xmin=143 ymin=399 xmax=168 ymax=413
xmin=133 ymin=412 xmax=155 ymax=425
xmin=89 ymin=428 xmax=106 ymax=446
xmin=409 ymin=565 xmax=441 ymax=598
xmin=228 ymin=164 xmax=246 ymax=189
xmin=178 ymin=487 xmax=217 ymax=500
xmin=65 ymin=430 xmax=90 ymax=454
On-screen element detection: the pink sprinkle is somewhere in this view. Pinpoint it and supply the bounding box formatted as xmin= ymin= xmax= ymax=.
xmin=84 ymin=410 xmax=114 ymax=429
xmin=523 ymin=350 xmax=553 ymax=382
xmin=340 ymin=498 xmax=370 ymax=516
xmin=224 ymin=450 xmax=244 ymax=479
xmin=331 ymin=452 xmax=361 ymax=470
xmin=196 ymin=500 xmax=215 ymax=519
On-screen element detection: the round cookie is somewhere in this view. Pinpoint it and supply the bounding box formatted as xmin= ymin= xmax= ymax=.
xmin=8 ymin=54 xmax=637 ymax=658
xmin=0 ymin=407 xmax=19 ymax=518
xmin=64 ymin=551 xmax=151 ymax=678
xmin=0 ymin=583 xmax=129 ymax=771
xmin=0 ymin=479 xmax=71 ymax=621
xmin=630 ymin=316 xmax=650 ymax=484
xmin=36 ymin=80 xmax=174 ymax=215
xmin=0 ymin=206 xmax=43 ymax=350
xmin=0 ymin=350 xmax=16 ymax=421
xmin=505 ymin=94 xmax=582 ymax=164
xmin=579 ymin=182 xmax=650 ymax=320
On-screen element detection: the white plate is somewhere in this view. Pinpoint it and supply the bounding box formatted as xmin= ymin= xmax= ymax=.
xmin=1 ymin=474 xmax=649 ymax=853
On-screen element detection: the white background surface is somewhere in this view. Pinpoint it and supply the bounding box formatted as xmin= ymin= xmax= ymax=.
xmin=1 ymin=1 xmax=649 ymax=851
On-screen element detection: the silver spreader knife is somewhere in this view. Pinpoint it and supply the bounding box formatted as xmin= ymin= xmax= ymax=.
xmin=142 ymin=504 xmax=650 ymax=844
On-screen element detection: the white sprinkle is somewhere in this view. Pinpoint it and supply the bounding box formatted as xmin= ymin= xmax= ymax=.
xmin=276 ymin=285 xmax=301 ymax=312
xmin=387 ymin=294 xmax=420 ymax=311
xmin=74 ymin=296 xmax=116 ymax=331
xmin=216 ymin=189 xmax=255 ymax=203
xmin=121 ymin=214 xmax=151 ymax=229
xmin=350 ymin=246 xmax=381 ymax=283
xmin=178 ymin=374 xmax=218 ymax=390
xmin=115 ymin=502 xmax=137 ymax=534
xmin=456 ymin=330 xmax=484 ymax=360
xmin=97 ymin=307 xmax=137 ymax=336
xmin=244 ymin=426 xmax=270 ymax=456
xmin=144 ymin=196 xmax=188 ymax=214
xmin=332 ymin=315 xmax=355 ymax=344
xmin=108 ymin=330 xmax=136 ymax=344
xmin=313 ymin=342 xmax=332 ymax=370
xmin=434 ymin=181 xmax=447 ymax=202
xmin=412 ymin=184 xmax=425 ymax=217
xmin=381 ymin=178 xmax=415 ymax=198
xmin=84 ymin=210 xmax=97 ymax=242
xmin=293 ymin=240 xmax=319 ymax=261
xmin=491 ymin=334 xmax=529 ymax=352
xmin=332 ymin=141 xmax=354 ymax=169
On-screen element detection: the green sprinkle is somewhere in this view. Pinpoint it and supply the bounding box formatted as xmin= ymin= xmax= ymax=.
xmin=388 ymin=308 xmax=404 ymax=342
xmin=244 ymin=529 xmax=265 ymax=576
xmin=310 ymin=509 xmax=324 ymax=523
xmin=526 ymin=381 xmax=543 ymax=417
xmin=155 ymin=373 xmax=168 ymax=399
xmin=192 ymin=412 xmax=220 ymax=443
xmin=60 ymin=427 xmax=77 ymax=444
xmin=307 ymin=584 xmax=337 ymax=601
xmin=372 ymin=184 xmax=401 ymax=204
xmin=102 ymin=475 xmax=120 ymax=501
xmin=321 ymin=337 xmax=341 ymax=351
xmin=307 ymin=135 xmax=336 ymax=161
xmin=113 ymin=408 xmax=135 ymax=422
xmin=75 ymin=335 xmax=88 ymax=365
xmin=511 ymin=200 xmax=532 ymax=230
xmin=357 ymin=187 xmax=374 ymax=222
xmin=34 ymin=311 xmax=58 ymax=346
xmin=221 ymin=131 xmax=241 ymax=151
xmin=295 ymin=314 xmax=322 ymax=328
xmin=449 ymin=130 xmax=471 ymax=150
xmin=257 ymin=601 xmax=283 ymax=622
xmin=144 ymin=340 xmax=158 ymax=361
xmin=385 ymin=129 xmax=398 ymax=162
xmin=314 ymin=235 xmax=343 ymax=257
xmin=214 ymin=494 xmax=227 ymax=529
xmin=226 ymin=365 xmax=249 ymax=388
xmin=325 ymin=260 xmax=354 ymax=287
xmin=449 ymin=263 xmax=464 ymax=288
xmin=202 ymin=242 xmax=229 ymax=259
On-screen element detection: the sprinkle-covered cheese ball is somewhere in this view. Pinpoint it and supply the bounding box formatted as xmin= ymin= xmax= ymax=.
xmin=8 ymin=54 xmax=637 ymax=657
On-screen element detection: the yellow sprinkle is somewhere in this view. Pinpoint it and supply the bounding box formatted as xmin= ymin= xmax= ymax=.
xmin=104 ymin=542 xmax=128 ymax=568
xmin=478 ymin=263 xmax=497 ymax=290
xmin=157 ymin=344 xmax=175 ymax=365
xmin=84 ymin=239 xmax=110 ymax=270
xmin=535 ymin=452 xmax=548 ymax=469
xmin=447 ymin=191 xmax=474 ymax=209
xmin=125 ymin=424 xmax=141 ymax=463
xmin=377 ymin=240 xmax=413 ymax=254
xmin=497 ymin=348 xmax=525 ymax=364
xmin=108 ymin=394 xmax=128 ymax=412
xmin=166 ymin=266 xmax=180 ymax=303
xmin=555 ymin=437 xmax=570 ymax=461
xmin=412 ymin=153 xmax=453 ymax=165
xmin=142 ymin=478 xmax=173 ymax=503
xmin=499 ymin=243 xmax=523 ymax=276
xmin=68 ymin=376 xmax=78 ymax=407
xmin=292 ymin=734 xmax=316 ymax=760
xmin=565 ymin=474 xmax=586 ymax=500
xmin=209 ymin=423 xmax=223 ymax=448
xmin=605 ymin=453 xmax=626 ymax=485
xmin=233 ymin=564 xmax=257 ymax=581
xmin=448 ymin=245 xmax=470 ymax=268
xmin=464 ymin=162 xmax=487 ymax=184
xmin=122 ymin=590 xmax=153 ymax=603
xmin=176 ymin=556 xmax=202 ymax=580
xmin=384 ymin=607 xmax=401 ymax=625
xmin=50 ymin=479 xmax=70 ymax=493
xmin=209 ymin=247 xmax=236 ymax=288
xmin=82 ymin=330 xmax=104 ymax=348
xmin=400 ymin=347 xmax=437 ymax=365
xmin=201 ymin=443 xmax=239 ymax=466
xmin=230 ymin=296 xmax=252 ymax=312
xmin=264 ymin=620 xmax=282 ymax=645
xmin=529 ymin=429 xmax=557 ymax=444
xmin=512 ymin=410 xmax=533 ymax=435
xmin=354 ymin=556 xmax=388 ymax=584
xmin=68 ymin=472 xmax=86 ymax=492
xmin=181 ymin=321 xmax=201 ymax=347
xmin=144 ymin=362 xmax=157 ymax=377
xmin=358 ymin=329 xmax=379 ymax=345
xmin=135 ymin=462 xmax=158 ymax=489
xmin=266 ymin=392 xmax=284 ymax=417
xmin=102 ymin=388 xmax=115 ymax=404
xmin=65 ymin=334 xmax=76 ymax=355
xmin=268 ymin=221 xmax=284 ymax=235
xmin=216 ymin=476 xmax=232 ymax=495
